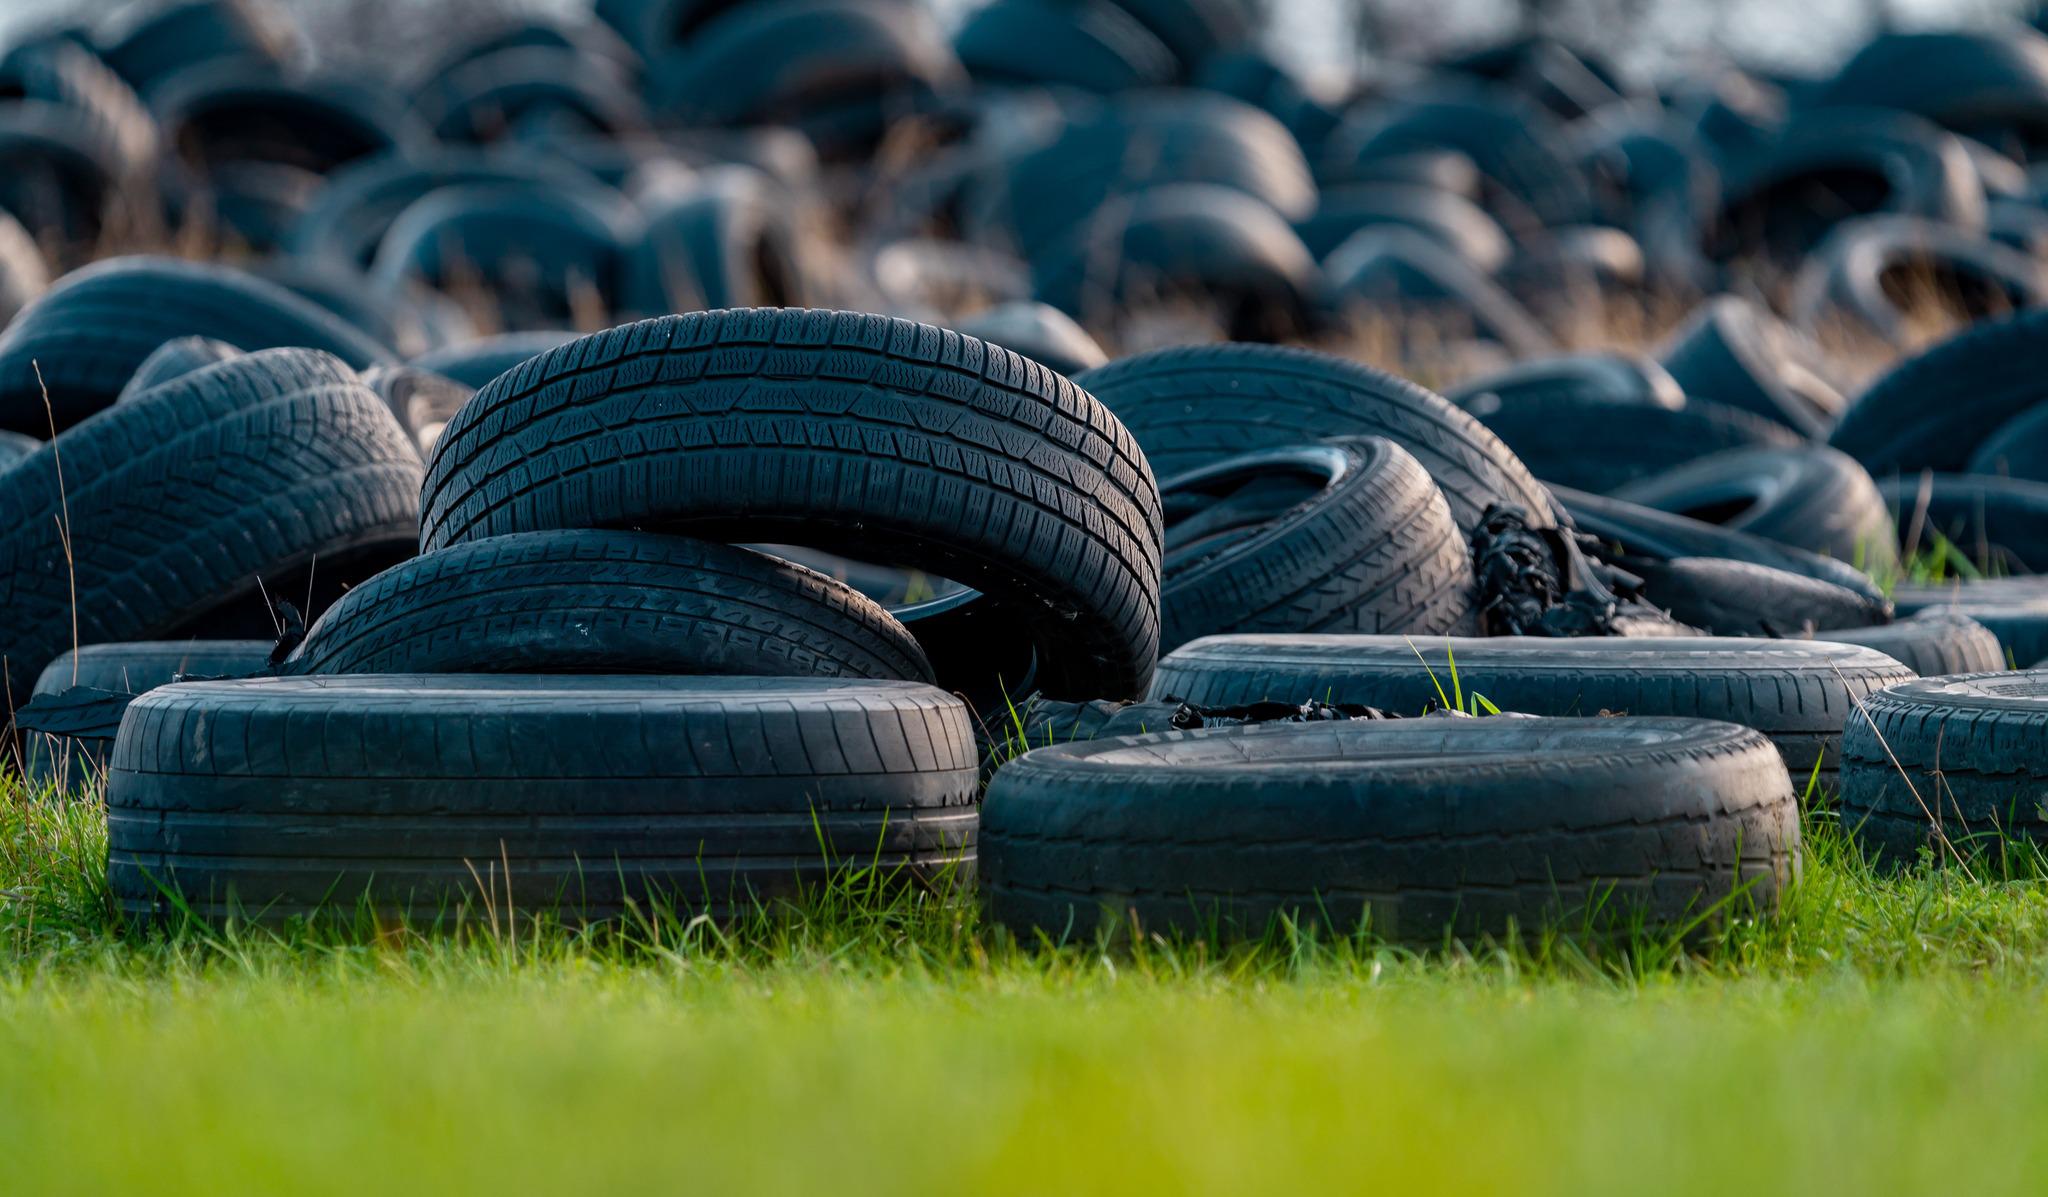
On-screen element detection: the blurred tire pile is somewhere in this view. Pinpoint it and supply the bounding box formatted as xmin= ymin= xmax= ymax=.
xmin=5 ymin=0 xmax=2048 ymax=940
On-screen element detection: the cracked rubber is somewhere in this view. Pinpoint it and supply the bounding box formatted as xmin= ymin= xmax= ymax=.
xmin=106 ymin=674 xmax=980 ymax=924
xmin=1839 ymin=671 xmax=2048 ymax=864
xmin=419 ymin=308 xmax=1163 ymax=702
xmin=981 ymin=716 xmax=1799 ymax=942
xmin=285 ymin=529 xmax=933 ymax=683
xmin=1073 ymin=341 xmax=1552 ymax=533
xmin=1148 ymin=633 xmax=1913 ymax=788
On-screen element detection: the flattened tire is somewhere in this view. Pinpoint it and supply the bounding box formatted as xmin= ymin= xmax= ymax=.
xmin=1839 ymin=671 xmax=2048 ymax=864
xmin=1074 ymin=341 xmax=1555 ymax=533
xmin=1149 ymin=633 xmax=1913 ymax=788
xmin=284 ymin=530 xmax=933 ymax=682
xmin=981 ymin=717 xmax=1799 ymax=942
xmin=418 ymin=309 xmax=1163 ymax=702
xmin=107 ymin=675 xmax=979 ymax=924
xmin=1610 ymin=445 xmax=1897 ymax=570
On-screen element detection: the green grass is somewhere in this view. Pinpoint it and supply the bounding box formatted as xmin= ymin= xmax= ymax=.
xmin=13 ymin=776 xmax=2048 ymax=1195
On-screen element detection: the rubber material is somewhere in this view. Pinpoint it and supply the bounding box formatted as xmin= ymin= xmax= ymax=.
xmin=1834 ymin=306 xmax=2048 ymax=474
xmin=410 ymin=330 xmax=578 ymax=389
xmin=107 ymin=675 xmax=979 ymax=923
xmin=1657 ymin=296 xmax=1845 ymax=439
xmin=1474 ymin=393 xmax=1800 ymax=495
xmin=1611 ymin=445 xmax=1897 ymax=570
xmin=116 ymin=336 xmax=243 ymax=401
xmin=1815 ymin=612 xmax=2004 ymax=677
xmin=419 ymin=309 xmax=1163 ymax=703
xmin=982 ymin=716 xmax=1798 ymax=941
xmin=1883 ymin=472 xmax=2048 ymax=574
xmin=1629 ymin=556 xmax=1887 ymax=637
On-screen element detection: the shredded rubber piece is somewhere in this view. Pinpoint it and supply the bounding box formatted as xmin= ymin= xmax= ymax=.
xmin=1469 ymin=502 xmax=1680 ymax=637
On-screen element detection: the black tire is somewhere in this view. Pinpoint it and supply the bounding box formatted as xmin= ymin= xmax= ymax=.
xmin=1319 ymin=225 xmax=1554 ymax=357
xmin=118 ymin=337 xmax=242 ymax=402
xmin=356 ymin=364 xmax=473 ymax=455
xmin=0 ymin=39 xmax=158 ymax=174
xmin=0 ymin=100 xmax=130 ymax=252
xmin=620 ymin=165 xmax=812 ymax=315
xmin=954 ymin=0 xmax=1177 ymax=94
xmin=1703 ymin=109 xmax=1984 ymax=266
xmin=1323 ymin=85 xmax=1592 ymax=228
xmin=648 ymin=0 xmax=964 ymax=160
xmin=98 ymin=0 xmax=300 ymax=97
xmin=1657 ymin=296 xmax=1845 ymax=440
xmin=22 ymin=639 xmax=273 ymax=790
xmin=1149 ymin=633 xmax=1912 ymax=787
xmin=1838 ymin=671 xmax=2048 ymax=865
xmin=1158 ymin=438 xmax=1477 ymax=653
xmin=1966 ymin=396 xmax=2048 ymax=482
xmin=419 ymin=309 xmax=1163 ymax=703
xmin=1550 ymin=484 xmax=1892 ymax=612
xmin=1610 ymin=445 xmax=1897 ymax=570
xmin=284 ymin=530 xmax=933 ymax=683
xmin=409 ymin=330 xmax=579 ymax=390
xmin=287 ymin=147 xmax=599 ymax=269
xmin=1031 ymin=183 xmax=1320 ymax=343
xmin=953 ymin=302 xmax=1107 ymax=378
xmin=0 ymin=210 xmax=48 ymax=327
xmin=1447 ymin=351 xmax=1685 ymax=413
xmin=1815 ymin=612 xmax=2004 ymax=677
xmin=1811 ymin=32 xmax=2048 ymax=152
xmin=1891 ymin=582 xmax=2048 ymax=669
xmin=369 ymin=183 xmax=634 ymax=331
xmin=107 ymin=675 xmax=979 ymax=924
xmin=148 ymin=61 xmax=420 ymax=176
xmin=0 ymin=429 xmax=40 ymax=469
xmin=981 ymin=716 xmax=1799 ymax=942
xmin=1882 ymin=472 xmax=2048 ymax=574
xmin=1104 ymin=0 xmax=1253 ymax=75
xmin=1473 ymin=393 xmax=1801 ymax=495
xmin=1630 ymin=556 xmax=1887 ymax=637
xmin=1074 ymin=341 xmax=1556 ymax=533
xmin=1294 ymin=181 xmax=1511 ymax=269
xmin=419 ymin=46 xmax=647 ymax=145
xmin=0 ymin=256 xmax=394 ymax=435
xmin=1788 ymin=215 xmax=2046 ymax=343
xmin=0 ymin=348 xmax=422 ymax=711
xmin=1834 ymin=307 xmax=2048 ymax=474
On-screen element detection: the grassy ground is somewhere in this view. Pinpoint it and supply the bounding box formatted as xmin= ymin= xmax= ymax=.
xmin=10 ymin=777 xmax=2048 ymax=1195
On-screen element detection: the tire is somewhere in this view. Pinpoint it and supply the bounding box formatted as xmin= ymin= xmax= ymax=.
xmin=286 ymin=147 xmax=599 ymax=269
xmin=1629 ymin=556 xmax=1887 ymax=637
xmin=1838 ymin=671 xmax=2048 ymax=865
xmin=1811 ymin=32 xmax=2048 ymax=153
xmin=1471 ymin=393 xmax=1800 ymax=495
xmin=1104 ymin=0 xmax=1253 ymax=75
xmin=0 ymin=39 xmax=158 ymax=174
xmin=1495 ymin=223 xmax=1647 ymax=309
xmin=981 ymin=715 xmax=1799 ymax=942
xmin=356 ymin=364 xmax=473 ymax=455
xmin=1447 ymin=351 xmax=1685 ymax=413
xmin=369 ymin=183 xmax=635 ymax=331
xmin=147 ymin=61 xmax=420 ymax=175
xmin=409 ymin=330 xmax=579 ymax=389
xmin=1031 ymin=183 xmax=1320 ymax=343
xmin=1073 ymin=341 xmax=1556 ymax=534
xmin=418 ymin=309 xmax=1163 ymax=703
xmin=1891 ymin=582 xmax=2048 ymax=668
xmin=1882 ymin=472 xmax=2048 ymax=574
xmin=620 ymin=165 xmax=812 ymax=316
xmin=107 ymin=675 xmax=979 ymax=924
xmin=412 ymin=14 xmax=639 ymax=89
xmin=1148 ymin=633 xmax=1912 ymax=787
xmin=1293 ymin=181 xmax=1511 ymax=271
xmin=1704 ymin=109 xmax=1984 ymax=267
xmin=0 ymin=256 xmax=394 ymax=436
xmin=283 ymin=530 xmax=933 ymax=683
xmin=1657 ymin=296 xmax=1845 ymax=439
xmin=0 ymin=429 xmax=40 ymax=468
xmin=0 ymin=100 xmax=129 ymax=252
xmin=22 ymin=639 xmax=272 ymax=790
xmin=648 ymin=0 xmax=964 ymax=160
xmin=953 ymin=302 xmax=1107 ymax=378
xmin=419 ymin=46 xmax=647 ymax=145
xmin=1834 ymin=307 xmax=2048 ymax=474
xmin=1158 ymin=438 xmax=1477 ymax=653
xmin=0 ymin=348 xmax=422 ymax=711
xmin=98 ymin=0 xmax=300 ymax=97
xmin=1610 ymin=445 xmax=1897 ymax=570
xmin=1966 ymin=397 xmax=2048 ymax=482
xmin=1319 ymin=225 xmax=1554 ymax=357
xmin=0 ymin=209 xmax=48 ymax=327
xmin=117 ymin=336 xmax=241 ymax=401
xmin=954 ymin=0 xmax=1177 ymax=95
xmin=1788 ymin=215 xmax=2047 ymax=343
xmin=1550 ymin=484 xmax=1892 ymax=612
xmin=1816 ymin=612 xmax=2004 ymax=677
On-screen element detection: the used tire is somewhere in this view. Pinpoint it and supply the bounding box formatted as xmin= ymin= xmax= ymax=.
xmin=1149 ymin=632 xmax=1913 ymax=787
xmin=1470 ymin=392 xmax=1800 ymax=495
xmin=1833 ymin=306 xmax=2048 ymax=474
xmin=954 ymin=0 xmax=1177 ymax=95
xmin=1448 ymin=351 xmax=1684 ymax=415
xmin=981 ymin=716 xmax=1799 ymax=941
xmin=1628 ymin=556 xmax=1887 ymax=637
xmin=107 ymin=674 xmax=979 ymax=923
xmin=1610 ymin=445 xmax=1897 ymax=571
xmin=0 ymin=256 xmax=393 ymax=435
xmin=1656 ymin=296 xmax=1845 ymax=439
xmin=1158 ymin=438 xmax=1477 ymax=653
xmin=283 ymin=529 xmax=933 ymax=683
xmin=117 ymin=335 xmax=243 ymax=400
xmin=952 ymin=302 xmax=1107 ymax=377
xmin=410 ymin=329 xmax=578 ymax=389
xmin=1816 ymin=612 xmax=2004 ymax=677
xmin=1074 ymin=341 xmax=1555 ymax=534
xmin=21 ymin=639 xmax=272 ymax=789
xmin=1787 ymin=215 xmax=2047 ymax=343
xmin=1838 ymin=671 xmax=2048 ymax=864
xmin=419 ymin=309 xmax=1162 ymax=703
xmin=1320 ymin=225 xmax=1553 ymax=357
xmin=0 ymin=348 xmax=422 ymax=710
xmin=1882 ymin=472 xmax=2048 ymax=574
xmin=1966 ymin=400 xmax=2048 ymax=483
xmin=620 ymin=164 xmax=812 ymax=315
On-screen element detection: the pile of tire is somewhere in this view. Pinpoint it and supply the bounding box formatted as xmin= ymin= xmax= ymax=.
xmin=11 ymin=0 xmax=2048 ymax=940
